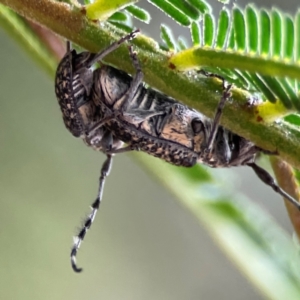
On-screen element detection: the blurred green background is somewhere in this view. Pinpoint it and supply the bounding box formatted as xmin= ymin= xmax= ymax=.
xmin=0 ymin=0 xmax=298 ymax=299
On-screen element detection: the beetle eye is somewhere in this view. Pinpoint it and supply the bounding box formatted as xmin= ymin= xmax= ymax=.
xmin=191 ymin=119 xmax=204 ymax=135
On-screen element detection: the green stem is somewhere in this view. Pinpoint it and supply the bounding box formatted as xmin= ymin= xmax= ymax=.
xmin=1 ymin=0 xmax=300 ymax=169
xmin=170 ymin=47 xmax=300 ymax=81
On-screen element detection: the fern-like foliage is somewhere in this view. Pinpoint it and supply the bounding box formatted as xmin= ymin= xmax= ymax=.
xmin=107 ymin=2 xmax=300 ymax=116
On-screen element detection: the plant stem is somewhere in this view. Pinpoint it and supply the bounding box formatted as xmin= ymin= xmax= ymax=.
xmin=1 ymin=0 xmax=300 ymax=169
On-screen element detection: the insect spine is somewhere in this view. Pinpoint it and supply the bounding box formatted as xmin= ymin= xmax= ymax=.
xmin=54 ymin=30 xmax=300 ymax=273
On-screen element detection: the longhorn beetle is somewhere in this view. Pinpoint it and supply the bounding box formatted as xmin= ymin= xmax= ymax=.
xmin=55 ymin=29 xmax=300 ymax=273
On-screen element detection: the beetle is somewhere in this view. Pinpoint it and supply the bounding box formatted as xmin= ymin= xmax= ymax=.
xmin=55 ymin=29 xmax=300 ymax=272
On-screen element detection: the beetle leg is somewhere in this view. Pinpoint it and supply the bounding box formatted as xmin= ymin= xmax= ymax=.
xmin=71 ymin=154 xmax=113 ymax=272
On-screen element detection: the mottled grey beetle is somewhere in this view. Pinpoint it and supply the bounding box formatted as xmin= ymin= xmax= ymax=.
xmin=55 ymin=30 xmax=300 ymax=273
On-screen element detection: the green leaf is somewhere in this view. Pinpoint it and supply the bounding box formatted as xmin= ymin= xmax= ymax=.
xmin=177 ymin=36 xmax=188 ymax=50
xmin=284 ymin=15 xmax=294 ymax=59
xmin=284 ymin=114 xmax=300 ymax=126
xmin=280 ymin=78 xmax=300 ymax=111
xmin=190 ymin=21 xmax=201 ymax=46
xmin=296 ymin=10 xmax=300 ymax=61
xmin=187 ymin=0 xmax=211 ymax=14
xmin=251 ymin=73 xmax=277 ymax=103
xmin=261 ymin=76 xmax=293 ymax=109
xmin=233 ymin=7 xmax=246 ymax=51
xmin=271 ymin=9 xmax=283 ymax=58
xmin=160 ymin=24 xmax=176 ymax=50
xmin=228 ymin=22 xmax=235 ymax=49
xmin=260 ymin=9 xmax=271 ymax=55
xmin=168 ymin=0 xmax=200 ymax=21
xmin=203 ymin=13 xmax=214 ymax=47
xmin=246 ymin=5 xmax=258 ymax=53
xmin=147 ymin=0 xmax=191 ymax=26
xmin=215 ymin=8 xmax=230 ymax=49
xmin=108 ymin=20 xmax=133 ymax=32
xmin=108 ymin=11 xmax=129 ymax=22
xmin=125 ymin=4 xmax=151 ymax=23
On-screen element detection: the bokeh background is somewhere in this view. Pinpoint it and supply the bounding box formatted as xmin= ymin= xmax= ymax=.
xmin=0 ymin=0 xmax=298 ymax=299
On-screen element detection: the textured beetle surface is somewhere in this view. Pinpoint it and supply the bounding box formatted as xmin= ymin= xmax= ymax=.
xmin=54 ymin=30 xmax=300 ymax=273
xmin=90 ymin=65 xmax=260 ymax=168
xmin=55 ymin=49 xmax=259 ymax=169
